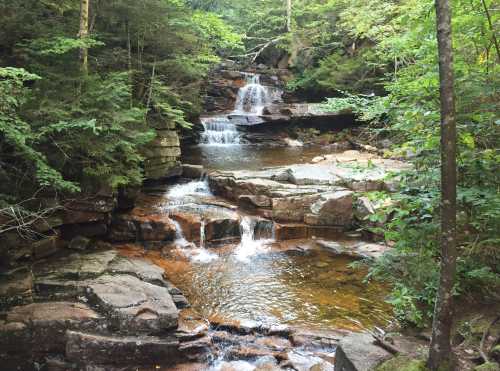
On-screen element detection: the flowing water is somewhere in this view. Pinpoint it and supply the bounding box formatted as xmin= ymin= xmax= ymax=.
xmin=151 ymin=72 xmax=393 ymax=368
xmin=200 ymin=73 xmax=278 ymax=146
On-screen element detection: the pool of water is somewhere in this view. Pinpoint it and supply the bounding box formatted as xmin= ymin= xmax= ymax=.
xmin=152 ymin=243 xmax=392 ymax=332
xmin=181 ymin=144 xmax=328 ymax=171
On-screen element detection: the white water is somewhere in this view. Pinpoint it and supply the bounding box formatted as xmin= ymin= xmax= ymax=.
xmin=233 ymin=74 xmax=272 ymax=115
xmin=172 ymin=218 xmax=217 ymax=264
xmin=166 ymin=179 xmax=212 ymax=202
xmin=200 ymin=116 xmax=240 ymax=145
xmin=201 ymin=73 xmax=275 ymax=146
xmin=234 ymin=216 xmax=275 ymax=262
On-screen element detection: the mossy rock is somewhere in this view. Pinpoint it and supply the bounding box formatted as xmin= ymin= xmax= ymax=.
xmin=376 ymin=356 xmax=428 ymax=371
xmin=474 ymin=362 xmax=500 ymax=371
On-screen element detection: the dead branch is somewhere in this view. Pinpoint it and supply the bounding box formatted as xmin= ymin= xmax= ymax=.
xmin=480 ymin=315 xmax=500 ymax=363
xmin=230 ymin=36 xmax=285 ymax=63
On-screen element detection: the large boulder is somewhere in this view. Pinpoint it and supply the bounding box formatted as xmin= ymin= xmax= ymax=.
xmin=305 ymin=190 xmax=354 ymax=226
xmin=86 ymin=274 xmax=179 ymax=333
xmin=108 ymin=213 xmax=176 ymax=242
xmin=334 ymin=332 xmax=390 ymax=371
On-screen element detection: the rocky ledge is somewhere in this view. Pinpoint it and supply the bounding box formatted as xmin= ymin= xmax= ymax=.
xmin=0 ymin=249 xmax=192 ymax=370
xmin=208 ymin=150 xmax=410 ymax=233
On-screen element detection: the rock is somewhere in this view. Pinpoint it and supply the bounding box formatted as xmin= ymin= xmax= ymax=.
xmin=5 ymin=302 xmax=101 ymax=354
xmin=107 ymin=256 xmax=167 ymax=287
xmin=274 ymin=223 xmax=308 ymax=240
xmin=305 ymin=190 xmax=353 ymax=227
xmin=109 ymin=213 xmax=176 ymax=242
xmin=142 ymin=128 xmax=182 ymax=181
xmin=312 ymin=156 xmax=326 ymax=163
xmin=65 ymin=330 xmax=180 ymax=366
xmin=273 ymin=195 xmax=320 ymax=223
xmin=182 ymin=164 xmax=206 ymax=179
xmin=286 ymin=350 xmax=334 ymax=371
xmin=34 ymin=250 xmax=118 ymax=282
xmin=0 ymin=267 xmax=33 ymax=308
xmin=86 ymin=274 xmax=179 ymax=333
xmin=204 ymin=216 xmax=241 ymax=244
xmin=32 ymin=235 xmax=64 ymax=259
xmin=68 ymin=236 xmax=92 ymax=251
xmin=239 ymin=194 xmax=272 ymax=209
xmin=354 ymin=197 xmax=376 ymax=221
xmin=334 ymin=332 xmax=390 ymax=371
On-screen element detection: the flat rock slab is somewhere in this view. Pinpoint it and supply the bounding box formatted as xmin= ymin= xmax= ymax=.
xmin=34 ymin=250 xmax=118 ymax=281
xmin=107 ymin=256 xmax=166 ymax=287
xmin=334 ymin=332 xmax=391 ymax=371
xmin=86 ymin=274 xmax=179 ymax=333
xmin=66 ymin=330 xmax=180 ymax=366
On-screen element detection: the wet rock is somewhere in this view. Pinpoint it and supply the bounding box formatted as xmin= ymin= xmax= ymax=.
xmin=205 ymin=216 xmax=241 ymax=244
xmin=65 ymin=330 xmax=180 ymax=366
xmin=109 ymin=213 xmax=176 ymax=242
xmin=182 ymin=164 xmax=206 ymax=179
xmin=334 ymin=332 xmax=390 ymax=371
xmin=86 ymin=274 xmax=179 ymax=333
xmin=274 ymin=224 xmax=308 ymax=240
xmin=178 ymin=336 xmax=212 ymax=360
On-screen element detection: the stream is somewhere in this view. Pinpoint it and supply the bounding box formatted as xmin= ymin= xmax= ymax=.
xmin=134 ymin=73 xmax=393 ymax=369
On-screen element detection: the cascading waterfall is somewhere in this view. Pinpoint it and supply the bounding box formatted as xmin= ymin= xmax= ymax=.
xmin=200 ymin=116 xmax=240 ymax=145
xmin=200 ymin=73 xmax=274 ymax=146
xmin=233 ymin=74 xmax=271 ymax=115
xmin=235 ymin=216 xmax=275 ymax=262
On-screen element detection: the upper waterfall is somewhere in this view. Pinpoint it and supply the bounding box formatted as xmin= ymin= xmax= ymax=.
xmin=233 ymin=73 xmax=272 ymax=115
xmin=200 ymin=73 xmax=274 ymax=145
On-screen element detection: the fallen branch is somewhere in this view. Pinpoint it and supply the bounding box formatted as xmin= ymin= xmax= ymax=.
xmin=230 ymin=36 xmax=285 ymax=63
xmin=480 ymin=315 xmax=500 ymax=363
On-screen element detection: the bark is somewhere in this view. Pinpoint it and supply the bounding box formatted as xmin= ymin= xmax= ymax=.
xmin=427 ymin=0 xmax=458 ymax=370
xmin=286 ymin=0 xmax=292 ymax=32
xmin=79 ymin=0 xmax=90 ymax=76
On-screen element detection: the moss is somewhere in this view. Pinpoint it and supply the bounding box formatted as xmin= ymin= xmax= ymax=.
xmin=474 ymin=362 xmax=500 ymax=371
xmin=376 ymin=356 xmax=428 ymax=371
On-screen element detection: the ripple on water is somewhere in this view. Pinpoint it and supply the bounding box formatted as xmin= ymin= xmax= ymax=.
xmin=161 ymin=245 xmax=393 ymax=331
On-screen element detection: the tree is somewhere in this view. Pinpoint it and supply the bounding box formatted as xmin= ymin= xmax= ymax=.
xmin=78 ymin=0 xmax=90 ymax=75
xmin=286 ymin=0 xmax=292 ymax=32
xmin=427 ymin=0 xmax=457 ymax=370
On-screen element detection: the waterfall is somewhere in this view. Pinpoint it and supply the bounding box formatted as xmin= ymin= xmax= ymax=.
xmin=200 ymin=116 xmax=240 ymax=145
xmin=235 ymin=216 xmax=275 ymax=262
xmin=233 ymin=74 xmax=272 ymax=115
xmin=200 ymin=73 xmax=274 ymax=146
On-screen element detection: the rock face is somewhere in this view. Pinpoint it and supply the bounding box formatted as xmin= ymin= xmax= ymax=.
xmin=208 ymin=150 xmax=410 ymax=233
xmin=143 ymin=121 xmax=182 ymax=180
xmin=0 ymin=249 xmax=190 ymax=369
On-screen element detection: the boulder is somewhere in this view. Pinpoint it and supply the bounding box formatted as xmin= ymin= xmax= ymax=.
xmin=334 ymin=332 xmax=390 ymax=371
xmin=0 ymin=267 xmax=33 ymax=308
xmin=305 ymin=190 xmax=354 ymax=227
xmin=65 ymin=331 xmax=180 ymax=366
xmin=182 ymin=164 xmax=206 ymax=179
xmin=108 ymin=213 xmax=176 ymax=242
xmin=86 ymin=274 xmax=179 ymax=333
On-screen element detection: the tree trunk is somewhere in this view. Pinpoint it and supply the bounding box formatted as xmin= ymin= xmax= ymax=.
xmin=286 ymin=0 xmax=292 ymax=32
xmin=79 ymin=0 xmax=90 ymax=76
xmin=427 ymin=0 xmax=457 ymax=370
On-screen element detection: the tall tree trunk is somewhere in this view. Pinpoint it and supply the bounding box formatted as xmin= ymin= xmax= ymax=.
xmin=427 ymin=0 xmax=457 ymax=370
xmin=79 ymin=0 xmax=90 ymax=76
xmin=286 ymin=0 xmax=292 ymax=32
